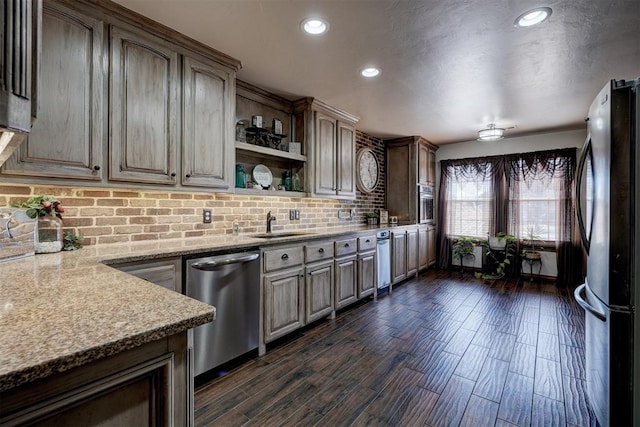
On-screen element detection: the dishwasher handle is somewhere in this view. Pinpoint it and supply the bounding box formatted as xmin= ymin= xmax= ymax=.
xmin=191 ymin=253 xmax=259 ymax=271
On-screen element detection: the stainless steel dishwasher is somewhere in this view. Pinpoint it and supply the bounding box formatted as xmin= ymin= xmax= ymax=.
xmin=186 ymin=251 xmax=260 ymax=376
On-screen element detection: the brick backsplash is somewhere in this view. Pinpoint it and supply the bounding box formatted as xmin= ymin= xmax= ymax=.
xmin=0 ymin=131 xmax=386 ymax=245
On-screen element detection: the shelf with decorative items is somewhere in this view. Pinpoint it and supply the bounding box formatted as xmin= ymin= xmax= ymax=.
xmin=235 ymin=79 xmax=308 ymax=197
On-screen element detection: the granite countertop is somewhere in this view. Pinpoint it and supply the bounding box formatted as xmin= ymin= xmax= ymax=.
xmin=0 ymin=223 xmax=414 ymax=392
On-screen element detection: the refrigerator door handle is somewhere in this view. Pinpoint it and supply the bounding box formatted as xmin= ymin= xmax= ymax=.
xmin=575 ymin=134 xmax=592 ymax=252
xmin=574 ymin=283 xmax=606 ymax=321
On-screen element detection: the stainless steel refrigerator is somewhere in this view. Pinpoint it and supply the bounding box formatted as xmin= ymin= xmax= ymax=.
xmin=575 ymin=77 xmax=640 ymax=427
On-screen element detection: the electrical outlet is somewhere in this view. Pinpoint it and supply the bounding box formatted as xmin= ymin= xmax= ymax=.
xmin=295 ymin=209 xmax=300 ymax=220
xmin=202 ymin=209 xmax=212 ymax=223
xmin=289 ymin=209 xmax=295 ymax=220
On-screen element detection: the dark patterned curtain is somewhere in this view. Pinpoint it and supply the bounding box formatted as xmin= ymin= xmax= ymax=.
xmin=437 ymin=148 xmax=580 ymax=287
xmin=437 ymin=156 xmax=503 ymax=269
xmin=506 ymin=148 xmax=578 ymax=286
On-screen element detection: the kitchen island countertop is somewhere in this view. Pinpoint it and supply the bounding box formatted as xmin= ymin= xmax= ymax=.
xmin=0 ymin=223 xmax=412 ymax=392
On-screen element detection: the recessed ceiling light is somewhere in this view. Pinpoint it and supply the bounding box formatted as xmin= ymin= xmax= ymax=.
xmin=514 ymin=7 xmax=552 ymax=28
xmin=301 ymin=18 xmax=328 ymax=35
xmin=361 ymin=67 xmax=381 ymax=78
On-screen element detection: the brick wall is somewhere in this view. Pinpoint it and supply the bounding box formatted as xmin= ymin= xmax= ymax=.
xmin=0 ymin=131 xmax=386 ymax=245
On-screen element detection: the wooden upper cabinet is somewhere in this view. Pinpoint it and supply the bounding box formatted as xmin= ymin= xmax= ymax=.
xmin=337 ymin=120 xmax=356 ymax=197
xmin=109 ymin=25 xmax=178 ymax=185
xmin=294 ymin=98 xmax=358 ymax=199
xmin=0 ymin=0 xmax=41 ymax=167
xmin=386 ymin=136 xmax=439 ymax=223
xmin=0 ymin=0 xmax=40 ymax=133
xmin=418 ymin=143 xmax=429 ymax=186
xmin=2 ymin=3 xmax=103 ymax=180
xmin=182 ymin=55 xmax=234 ymax=189
xmin=313 ymin=112 xmax=337 ymax=195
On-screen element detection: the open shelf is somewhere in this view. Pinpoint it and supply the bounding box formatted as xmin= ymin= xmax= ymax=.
xmin=234 ymin=187 xmax=307 ymax=197
xmin=235 ymin=142 xmax=306 ymax=162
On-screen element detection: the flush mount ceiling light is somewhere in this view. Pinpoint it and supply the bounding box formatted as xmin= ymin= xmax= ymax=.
xmin=361 ymin=67 xmax=381 ymax=78
xmin=514 ymin=7 xmax=552 ymax=28
xmin=477 ymin=123 xmax=514 ymax=141
xmin=301 ymin=18 xmax=329 ymax=35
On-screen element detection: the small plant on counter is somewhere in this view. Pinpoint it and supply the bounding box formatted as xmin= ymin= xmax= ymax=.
xmin=366 ymin=212 xmax=379 ymax=225
xmin=12 ymin=195 xmax=65 ymax=219
xmin=63 ymin=232 xmax=83 ymax=251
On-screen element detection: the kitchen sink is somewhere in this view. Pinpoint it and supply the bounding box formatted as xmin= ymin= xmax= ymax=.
xmin=251 ymin=232 xmax=314 ymax=239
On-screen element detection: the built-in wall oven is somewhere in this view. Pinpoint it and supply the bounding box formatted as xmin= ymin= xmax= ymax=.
xmin=418 ymin=185 xmax=434 ymax=224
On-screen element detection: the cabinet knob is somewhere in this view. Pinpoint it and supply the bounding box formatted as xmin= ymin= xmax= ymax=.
xmin=93 ymin=165 xmax=100 ymax=171
xmin=318 ymin=248 xmax=325 ymax=254
xmin=345 ymin=243 xmax=350 ymax=248
xmin=186 ymin=174 xmax=191 ymax=178
xmin=281 ymin=253 xmax=289 ymax=260
xmin=366 ymin=239 xmax=371 ymax=243
xmin=170 ymin=172 xmax=176 ymax=177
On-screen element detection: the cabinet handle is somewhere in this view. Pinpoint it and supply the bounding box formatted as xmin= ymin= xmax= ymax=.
xmin=93 ymin=165 xmax=100 ymax=171
xmin=366 ymin=239 xmax=371 ymax=243
xmin=170 ymin=172 xmax=176 ymax=177
xmin=345 ymin=243 xmax=350 ymax=248
xmin=186 ymin=174 xmax=191 ymax=178
xmin=318 ymin=248 xmax=325 ymax=254
xmin=281 ymin=253 xmax=289 ymax=260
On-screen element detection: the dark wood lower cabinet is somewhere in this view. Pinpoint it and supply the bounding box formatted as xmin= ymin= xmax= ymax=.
xmin=0 ymin=332 xmax=191 ymax=426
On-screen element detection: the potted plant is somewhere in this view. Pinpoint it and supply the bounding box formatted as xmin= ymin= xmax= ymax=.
xmin=475 ymin=232 xmax=517 ymax=281
xmin=366 ymin=212 xmax=379 ymax=226
xmin=523 ymin=225 xmax=544 ymax=260
xmin=452 ymin=236 xmax=479 ymax=272
xmin=13 ymin=195 xmax=66 ymax=253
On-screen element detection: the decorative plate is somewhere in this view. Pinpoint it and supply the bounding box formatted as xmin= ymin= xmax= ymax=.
xmin=252 ymin=164 xmax=273 ymax=188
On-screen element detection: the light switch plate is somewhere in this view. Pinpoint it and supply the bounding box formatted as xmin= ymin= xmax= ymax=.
xmin=295 ymin=210 xmax=300 ymax=220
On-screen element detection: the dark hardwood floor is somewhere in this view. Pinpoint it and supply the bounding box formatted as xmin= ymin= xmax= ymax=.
xmin=194 ymin=270 xmax=596 ymax=427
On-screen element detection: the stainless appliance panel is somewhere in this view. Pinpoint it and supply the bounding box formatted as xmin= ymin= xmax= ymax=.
xmin=376 ymin=231 xmax=391 ymax=289
xmin=186 ymin=251 xmax=260 ymax=376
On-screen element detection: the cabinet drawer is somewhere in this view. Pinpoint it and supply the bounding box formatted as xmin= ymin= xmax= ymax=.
xmin=335 ymin=238 xmax=357 ymax=257
xmin=305 ymin=241 xmax=335 ymax=264
xmin=263 ymin=246 xmax=304 ymax=273
xmin=358 ymin=235 xmax=377 ymax=252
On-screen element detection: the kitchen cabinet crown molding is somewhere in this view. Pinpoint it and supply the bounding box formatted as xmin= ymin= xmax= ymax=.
xmin=59 ymin=0 xmax=241 ymax=72
xmin=293 ymin=97 xmax=359 ymax=125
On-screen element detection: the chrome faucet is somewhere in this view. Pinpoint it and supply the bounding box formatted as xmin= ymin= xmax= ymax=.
xmin=266 ymin=211 xmax=276 ymax=233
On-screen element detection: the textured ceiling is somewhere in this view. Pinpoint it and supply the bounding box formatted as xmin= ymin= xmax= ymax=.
xmin=113 ymin=0 xmax=640 ymax=145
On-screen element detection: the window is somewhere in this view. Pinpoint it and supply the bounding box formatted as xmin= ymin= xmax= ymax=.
xmin=510 ymin=176 xmax=562 ymax=241
xmin=445 ymin=171 xmax=492 ymax=238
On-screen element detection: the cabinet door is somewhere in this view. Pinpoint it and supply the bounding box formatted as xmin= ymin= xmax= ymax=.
xmin=264 ymin=268 xmax=304 ymax=342
xmin=313 ymin=112 xmax=337 ymax=195
xmin=428 ymin=149 xmax=436 ymax=186
xmin=407 ymin=228 xmax=419 ymax=277
xmin=305 ymin=261 xmax=333 ymax=323
xmin=428 ymin=226 xmax=437 ymax=266
xmin=115 ymin=257 xmax=182 ymax=293
xmin=2 ymin=3 xmax=103 ymax=180
xmin=109 ymin=26 xmax=178 ymax=184
xmin=419 ymin=227 xmax=429 ymax=271
xmin=337 ymin=120 xmax=356 ymax=198
xmin=182 ymin=55 xmax=233 ymax=189
xmin=335 ymin=256 xmax=357 ymax=309
xmin=418 ymin=143 xmax=429 ymax=186
xmin=391 ymin=231 xmax=407 ymax=284
xmin=358 ymin=252 xmax=376 ymax=299
xmin=0 ymin=0 xmax=39 ymax=134
xmin=386 ymin=144 xmax=416 ymax=223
